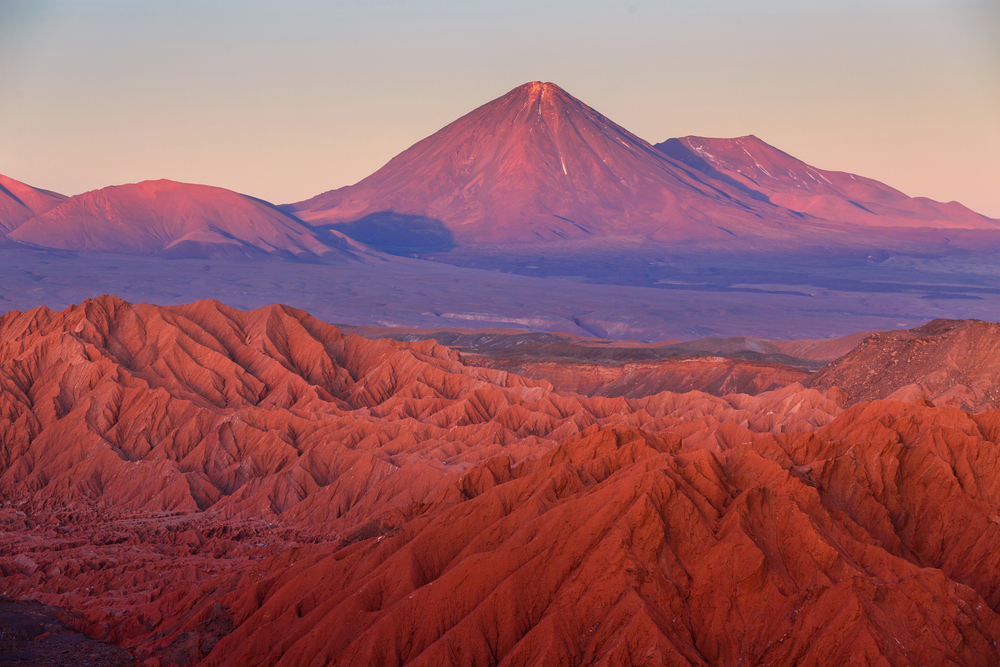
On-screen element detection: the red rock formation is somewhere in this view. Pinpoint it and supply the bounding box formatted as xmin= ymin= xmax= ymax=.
xmin=0 ymin=296 xmax=838 ymax=520
xmin=157 ymin=403 xmax=1000 ymax=666
xmin=807 ymin=318 xmax=1000 ymax=412
xmin=658 ymin=135 xmax=1000 ymax=230
xmin=770 ymin=330 xmax=871 ymax=362
xmin=2 ymin=298 xmax=999 ymax=666
xmin=6 ymin=180 xmax=373 ymax=260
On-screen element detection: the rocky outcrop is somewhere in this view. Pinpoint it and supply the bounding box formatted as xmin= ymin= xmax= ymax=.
xmin=808 ymin=318 xmax=1000 ymax=412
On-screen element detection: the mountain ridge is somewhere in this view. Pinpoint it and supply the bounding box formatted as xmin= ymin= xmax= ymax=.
xmin=4 ymin=178 xmax=382 ymax=261
xmin=0 ymin=174 xmax=68 ymax=235
xmin=657 ymin=135 xmax=1000 ymax=230
xmin=4 ymin=83 xmax=997 ymax=260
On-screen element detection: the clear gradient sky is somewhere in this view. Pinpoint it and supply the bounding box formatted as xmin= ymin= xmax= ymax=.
xmin=2 ymin=0 xmax=998 ymax=216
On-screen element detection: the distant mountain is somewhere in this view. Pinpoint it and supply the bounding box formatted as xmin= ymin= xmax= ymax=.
xmin=288 ymin=82 xmax=999 ymax=255
xmin=6 ymin=179 xmax=375 ymax=260
xmin=287 ymin=81 xmax=814 ymax=247
xmin=0 ymin=174 xmax=67 ymax=234
xmin=657 ymin=135 xmax=999 ymax=230
xmin=5 ymin=84 xmax=997 ymax=263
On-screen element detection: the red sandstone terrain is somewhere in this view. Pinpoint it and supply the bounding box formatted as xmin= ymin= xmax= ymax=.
xmin=2 ymin=297 xmax=1000 ymax=665
xmin=342 ymin=326 xmax=870 ymax=398
xmin=339 ymin=327 xmax=835 ymax=398
xmin=4 ymin=180 xmax=376 ymax=260
xmin=808 ymin=318 xmax=1000 ymax=412
xmin=462 ymin=356 xmax=811 ymax=398
xmin=341 ymin=326 xmax=868 ymax=366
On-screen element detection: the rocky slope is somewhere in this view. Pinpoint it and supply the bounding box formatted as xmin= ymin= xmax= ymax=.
xmin=2 ymin=298 xmax=1000 ymax=666
xmin=346 ymin=326 xmax=864 ymax=368
xmin=808 ymin=318 xmax=1000 ymax=412
xmin=346 ymin=326 xmax=865 ymax=399
xmin=0 ymin=296 xmax=838 ymax=520
xmin=463 ymin=356 xmax=811 ymax=398
xmin=202 ymin=401 xmax=1000 ymax=667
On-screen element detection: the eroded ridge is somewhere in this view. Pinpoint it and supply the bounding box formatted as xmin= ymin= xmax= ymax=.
xmin=3 ymin=297 xmax=998 ymax=665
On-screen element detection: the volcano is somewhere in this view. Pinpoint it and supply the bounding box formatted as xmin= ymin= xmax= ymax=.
xmin=288 ymin=82 xmax=1000 ymax=254
xmin=287 ymin=81 xmax=817 ymax=247
xmin=5 ymin=179 xmax=376 ymax=260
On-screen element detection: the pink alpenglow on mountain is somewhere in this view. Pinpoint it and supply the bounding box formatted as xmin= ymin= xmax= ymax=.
xmin=0 ymin=174 xmax=68 ymax=234
xmin=657 ymin=135 xmax=1000 ymax=230
xmin=8 ymin=179 xmax=370 ymax=260
xmin=288 ymin=81 xmax=817 ymax=246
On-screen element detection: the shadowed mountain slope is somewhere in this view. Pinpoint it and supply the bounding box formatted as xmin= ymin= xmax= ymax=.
xmin=6 ymin=180 xmax=373 ymax=260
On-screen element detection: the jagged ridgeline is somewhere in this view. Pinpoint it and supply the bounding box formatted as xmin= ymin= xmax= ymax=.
xmin=1 ymin=296 xmax=999 ymax=665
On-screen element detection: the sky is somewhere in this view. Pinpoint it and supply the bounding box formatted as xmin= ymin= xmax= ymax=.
xmin=2 ymin=0 xmax=998 ymax=216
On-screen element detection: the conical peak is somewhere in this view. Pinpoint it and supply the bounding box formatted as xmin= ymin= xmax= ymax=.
xmin=520 ymin=81 xmax=560 ymax=93
xmin=511 ymin=81 xmax=572 ymax=104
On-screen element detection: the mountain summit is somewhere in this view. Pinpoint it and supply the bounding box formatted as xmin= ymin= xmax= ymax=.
xmin=287 ymin=82 xmax=807 ymax=246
